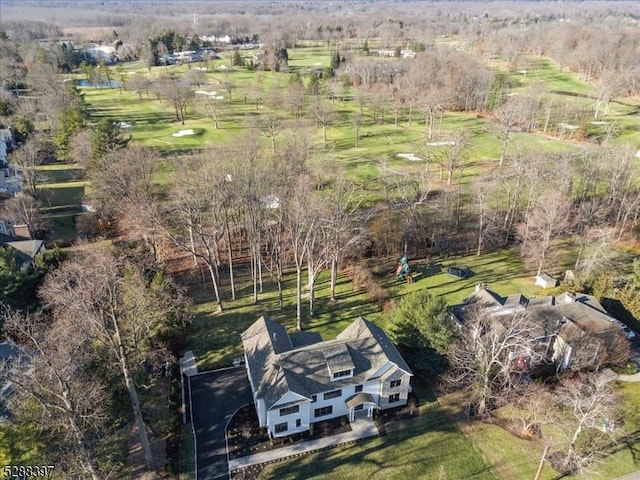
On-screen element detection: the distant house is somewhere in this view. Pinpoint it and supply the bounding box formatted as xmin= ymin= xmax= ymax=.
xmin=84 ymin=44 xmax=117 ymax=64
xmin=0 ymin=340 xmax=29 ymax=417
xmin=242 ymin=316 xmax=413 ymax=438
xmin=0 ymin=130 xmax=21 ymax=195
xmin=0 ymin=239 xmax=46 ymax=271
xmin=202 ymin=34 xmax=232 ymax=44
xmin=377 ymin=49 xmax=396 ymax=57
xmin=450 ymin=284 xmax=629 ymax=371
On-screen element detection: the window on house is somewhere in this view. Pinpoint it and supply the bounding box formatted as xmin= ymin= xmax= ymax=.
xmin=323 ymin=389 xmax=341 ymax=400
xmin=333 ymin=369 xmax=351 ymax=379
xmin=296 ymin=418 xmax=301 ymax=428
xmin=279 ymin=405 xmax=300 ymax=416
xmin=311 ymin=394 xmax=317 ymax=403
xmin=314 ymin=406 xmax=333 ymax=418
xmin=354 ymin=404 xmax=364 ymax=411
xmin=354 ymin=385 xmax=363 ymax=393
xmin=388 ymin=393 xmax=400 ymax=403
xmin=275 ymin=422 xmax=288 ymax=433
xmin=390 ymin=379 xmax=402 ymax=388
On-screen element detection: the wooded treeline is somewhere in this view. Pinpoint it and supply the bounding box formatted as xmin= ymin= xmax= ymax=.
xmin=1 ymin=2 xmax=639 ymax=478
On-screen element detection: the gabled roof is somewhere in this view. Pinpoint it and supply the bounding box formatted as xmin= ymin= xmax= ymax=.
xmin=323 ymin=343 xmax=355 ymax=373
xmin=6 ymin=240 xmax=45 ymax=260
xmin=0 ymin=239 xmax=45 ymax=270
xmin=241 ymin=316 xmax=412 ymax=410
xmin=452 ymin=287 xmax=619 ymax=343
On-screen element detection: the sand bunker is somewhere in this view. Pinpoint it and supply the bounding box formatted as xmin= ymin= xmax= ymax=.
xmin=172 ymin=129 xmax=196 ymax=137
xmin=117 ymin=122 xmax=132 ymax=129
xmin=218 ymin=65 xmax=228 ymax=69
xmin=195 ymin=90 xmax=224 ymax=99
xmin=397 ymin=153 xmax=423 ymax=161
xmin=426 ymin=141 xmax=456 ymax=146
xmin=636 ymin=150 xmax=640 ymax=159
xmin=591 ymin=121 xmax=609 ymax=125
xmin=558 ymin=123 xmax=579 ymax=130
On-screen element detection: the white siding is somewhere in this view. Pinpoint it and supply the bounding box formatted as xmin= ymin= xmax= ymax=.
xmin=267 ymin=401 xmax=311 ymax=438
xmin=256 ymin=398 xmax=267 ymax=427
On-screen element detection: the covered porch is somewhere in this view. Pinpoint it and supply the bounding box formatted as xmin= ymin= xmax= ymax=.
xmin=346 ymin=392 xmax=377 ymax=422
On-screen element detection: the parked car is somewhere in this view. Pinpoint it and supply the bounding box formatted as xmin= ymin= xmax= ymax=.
xmin=621 ymin=324 xmax=637 ymax=340
xmin=612 ymin=320 xmax=637 ymax=340
xmin=446 ymin=266 xmax=472 ymax=279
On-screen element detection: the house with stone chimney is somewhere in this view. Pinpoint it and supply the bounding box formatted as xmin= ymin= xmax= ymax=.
xmin=450 ymin=284 xmax=630 ymax=371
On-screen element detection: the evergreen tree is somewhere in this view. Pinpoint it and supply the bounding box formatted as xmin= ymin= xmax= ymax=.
xmin=231 ymin=49 xmax=243 ymax=66
xmin=307 ymin=73 xmax=321 ymax=97
xmin=390 ymin=289 xmax=458 ymax=375
xmin=363 ymin=39 xmax=370 ymax=55
xmin=0 ymin=247 xmax=39 ymax=308
xmin=330 ymin=50 xmax=341 ymax=70
xmin=54 ymin=107 xmax=85 ymax=161
xmin=91 ymin=118 xmax=131 ymax=162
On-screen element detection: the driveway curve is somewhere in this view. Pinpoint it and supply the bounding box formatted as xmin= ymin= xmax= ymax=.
xmin=190 ymin=366 xmax=253 ymax=480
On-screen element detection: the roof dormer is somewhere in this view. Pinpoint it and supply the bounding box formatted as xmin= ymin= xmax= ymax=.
xmin=323 ymin=343 xmax=355 ymax=381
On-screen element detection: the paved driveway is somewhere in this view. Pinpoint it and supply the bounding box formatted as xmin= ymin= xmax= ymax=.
xmin=189 ymin=367 xmax=253 ymax=480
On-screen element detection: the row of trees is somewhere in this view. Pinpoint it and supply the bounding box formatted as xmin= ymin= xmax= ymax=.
xmin=2 ymin=246 xmax=191 ymax=478
xmin=77 ymin=115 xmax=639 ymax=330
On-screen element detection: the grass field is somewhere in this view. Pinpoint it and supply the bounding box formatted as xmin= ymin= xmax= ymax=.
xmin=259 ymin=399 xmax=497 ymax=480
xmin=187 ymin=247 xmax=547 ymax=372
xmin=36 ymin=163 xmax=87 ymax=243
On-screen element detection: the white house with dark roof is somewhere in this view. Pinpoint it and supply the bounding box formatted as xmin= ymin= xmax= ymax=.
xmin=241 ymin=316 xmax=413 ymax=438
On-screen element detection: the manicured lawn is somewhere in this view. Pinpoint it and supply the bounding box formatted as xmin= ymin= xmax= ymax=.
xmin=186 ymin=246 xmax=560 ymax=372
xmin=580 ymin=381 xmax=640 ymax=479
xmin=188 ymin=268 xmax=378 ymax=371
xmin=258 ymin=400 xmax=497 ymax=480
xmin=79 ymin=43 xmax=637 ymax=210
xmin=36 ymin=163 xmax=87 ymax=243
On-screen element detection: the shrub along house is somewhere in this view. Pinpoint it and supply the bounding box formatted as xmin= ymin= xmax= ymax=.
xmin=241 ymin=316 xmax=413 ymax=438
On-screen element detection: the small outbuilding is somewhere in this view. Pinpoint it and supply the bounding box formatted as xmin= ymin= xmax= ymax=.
xmin=535 ymin=273 xmax=558 ymax=289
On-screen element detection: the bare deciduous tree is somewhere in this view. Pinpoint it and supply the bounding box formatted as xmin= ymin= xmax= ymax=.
xmin=553 ymin=375 xmax=619 ymax=475
xmin=0 ymin=192 xmax=46 ymax=238
xmin=40 ymin=252 xmax=156 ymax=470
xmin=313 ymin=99 xmax=335 ymax=142
xmin=282 ymin=174 xmax=317 ymax=330
xmin=3 ymin=310 xmax=105 ymax=479
xmin=447 ymin=306 xmax=545 ymax=418
xmin=38 ymin=249 xmax=188 ymax=473
xmin=163 ymin=159 xmax=227 ymax=312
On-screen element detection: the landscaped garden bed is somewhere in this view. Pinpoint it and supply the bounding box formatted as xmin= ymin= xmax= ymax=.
xmin=226 ymin=405 xmax=352 ymax=459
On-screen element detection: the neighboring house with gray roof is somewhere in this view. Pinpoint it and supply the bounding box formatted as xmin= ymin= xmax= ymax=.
xmin=0 ymin=340 xmax=30 ymax=418
xmin=0 ymin=239 xmax=46 ymax=271
xmin=450 ymin=284 xmax=629 ymax=371
xmin=241 ymin=316 xmax=413 ymax=438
